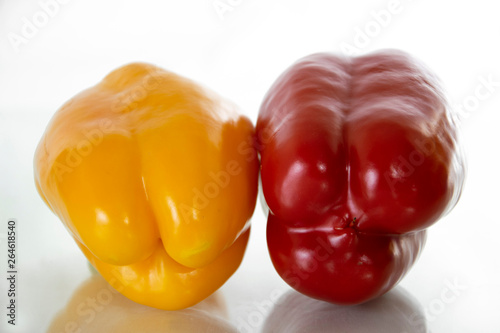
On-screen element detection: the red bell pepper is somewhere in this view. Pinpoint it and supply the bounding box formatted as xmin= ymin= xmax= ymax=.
xmin=256 ymin=50 xmax=464 ymax=304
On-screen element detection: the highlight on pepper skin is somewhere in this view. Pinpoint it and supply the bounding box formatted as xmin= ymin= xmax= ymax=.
xmin=34 ymin=63 xmax=259 ymax=310
xmin=257 ymin=49 xmax=465 ymax=305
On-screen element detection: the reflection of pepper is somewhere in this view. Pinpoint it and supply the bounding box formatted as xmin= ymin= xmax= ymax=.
xmin=34 ymin=63 xmax=258 ymax=310
xmin=262 ymin=288 xmax=426 ymax=333
xmin=47 ymin=275 xmax=238 ymax=333
xmin=257 ymin=50 xmax=464 ymax=304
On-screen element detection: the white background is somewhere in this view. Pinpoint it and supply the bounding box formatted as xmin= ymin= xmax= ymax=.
xmin=0 ymin=0 xmax=499 ymax=332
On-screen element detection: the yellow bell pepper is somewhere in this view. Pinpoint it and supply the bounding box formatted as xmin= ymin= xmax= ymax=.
xmin=34 ymin=63 xmax=258 ymax=310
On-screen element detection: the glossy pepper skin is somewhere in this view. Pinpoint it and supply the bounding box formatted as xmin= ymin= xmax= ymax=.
xmin=34 ymin=63 xmax=258 ymax=310
xmin=257 ymin=50 xmax=464 ymax=305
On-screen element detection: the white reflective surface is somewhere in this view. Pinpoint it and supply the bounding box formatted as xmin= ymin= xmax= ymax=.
xmin=1 ymin=0 xmax=500 ymax=332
